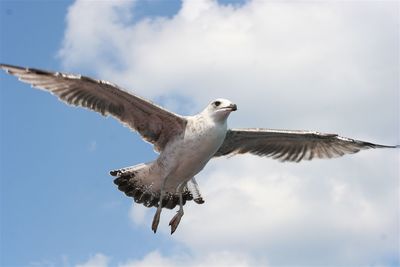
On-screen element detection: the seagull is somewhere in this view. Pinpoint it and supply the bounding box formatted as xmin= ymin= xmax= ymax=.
xmin=1 ymin=63 xmax=397 ymax=234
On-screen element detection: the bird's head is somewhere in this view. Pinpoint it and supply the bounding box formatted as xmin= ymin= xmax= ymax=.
xmin=203 ymin=98 xmax=237 ymax=122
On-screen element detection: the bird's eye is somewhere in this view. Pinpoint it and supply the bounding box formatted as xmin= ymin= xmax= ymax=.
xmin=214 ymin=101 xmax=221 ymax=107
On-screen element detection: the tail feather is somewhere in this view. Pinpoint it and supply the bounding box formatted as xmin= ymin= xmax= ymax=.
xmin=110 ymin=163 xmax=147 ymax=177
xmin=111 ymin=163 xmax=194 ymax=209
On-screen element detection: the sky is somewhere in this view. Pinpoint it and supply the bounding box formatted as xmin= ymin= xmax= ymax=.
xmin=0 ymin=0 xmax=399 ymax=266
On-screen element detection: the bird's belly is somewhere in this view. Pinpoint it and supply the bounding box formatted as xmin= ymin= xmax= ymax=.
xmin=172 ymin=145 xmax=213 ymax=176
xmin=160 ymin=128 xmax=226 ymax=191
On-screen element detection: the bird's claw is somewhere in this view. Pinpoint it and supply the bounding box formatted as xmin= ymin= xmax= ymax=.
xmin=169 ymin=210 xmax=183 ymax=234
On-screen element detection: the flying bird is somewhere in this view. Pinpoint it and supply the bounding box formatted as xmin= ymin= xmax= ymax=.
xmin=1 ymin=63 xmax=397 ymax=234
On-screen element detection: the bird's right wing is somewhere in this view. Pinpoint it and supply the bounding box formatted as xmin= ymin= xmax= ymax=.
xmin=214 ymin=128 xmax=397 ymax=162
xmin=1 ymin=64 xmax=187 ymax=152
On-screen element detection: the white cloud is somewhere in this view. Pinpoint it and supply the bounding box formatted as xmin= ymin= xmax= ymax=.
xmin=175 ymin=155 xmax=398 ymax=266
xmin=59 ymin=0 xmax=399 ymax=137
xmin=118 ymin=251 xmax=177 ymax=267
xmin=75 ymin=253 xmax=109 ymax=267
xmin=76 ymin=250 xmax=259 ymax=267
xmin=129 ymin=202 xmax=152 ymax=226
xmin=60 ymin=0 xmax=399 ymax=266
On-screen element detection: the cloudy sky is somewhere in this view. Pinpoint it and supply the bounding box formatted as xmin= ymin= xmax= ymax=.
xmin=0 ymin=0 xmax=399 ymax=266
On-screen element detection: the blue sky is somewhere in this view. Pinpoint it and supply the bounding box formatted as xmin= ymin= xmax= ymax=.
xmin=0 ymin=0 xmax=399 ymax=267
xmin=0 ymin=1 xmax=188 ymax=266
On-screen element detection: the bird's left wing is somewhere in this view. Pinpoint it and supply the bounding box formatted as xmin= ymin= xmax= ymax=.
xmin=214 ymin=128 xmax=397 ymax=162
xmin=0 ymin=64 xmax=186 ymax=152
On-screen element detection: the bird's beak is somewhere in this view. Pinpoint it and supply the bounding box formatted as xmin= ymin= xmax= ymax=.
xmin=229 ymin=104 xmax=238 ymax=111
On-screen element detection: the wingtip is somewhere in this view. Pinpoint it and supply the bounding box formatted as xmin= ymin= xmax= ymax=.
xmin=0 ymin=63 xmax=50 ymax=75
xmin=0 ymin=63 xmax=12 ymax=73
xmin=0 ymin=63 xmax=27 ymax=75
xmin=0 ymin=63 xmax=21 ymax=70
xmin=375 ymin=144 xmax=399 ymax=149
xmin=365 ymin=141 xmax=399 ymax=149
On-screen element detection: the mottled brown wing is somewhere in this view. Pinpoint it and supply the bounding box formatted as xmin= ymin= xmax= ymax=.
xmin=1 ymin=64 xmax=186 ymax=152
xmin=214 ymin=128 xmax=396 ymax=162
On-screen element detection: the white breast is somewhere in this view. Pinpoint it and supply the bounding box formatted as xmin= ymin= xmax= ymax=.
xmin=159 ymin=115 xmax=228 ymax=191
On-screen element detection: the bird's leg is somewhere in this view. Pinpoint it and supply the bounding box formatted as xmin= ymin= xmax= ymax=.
xmin=151 ymin=188 xmax=165 ymax=233
xmin=152 ymin=176 xmax=170 ymax=233
xmin=169 ymin=182 xmax=185 ymax=234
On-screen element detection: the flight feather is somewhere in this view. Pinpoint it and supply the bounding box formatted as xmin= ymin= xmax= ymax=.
xmin=214 ymin=128 xmax=396 ymax=162
xmin=0 ymin=64 xmax=186 ymax=152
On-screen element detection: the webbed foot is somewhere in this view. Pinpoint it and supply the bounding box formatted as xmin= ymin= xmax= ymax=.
xmin=169 ymin=210 xmax=184 ymax=234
